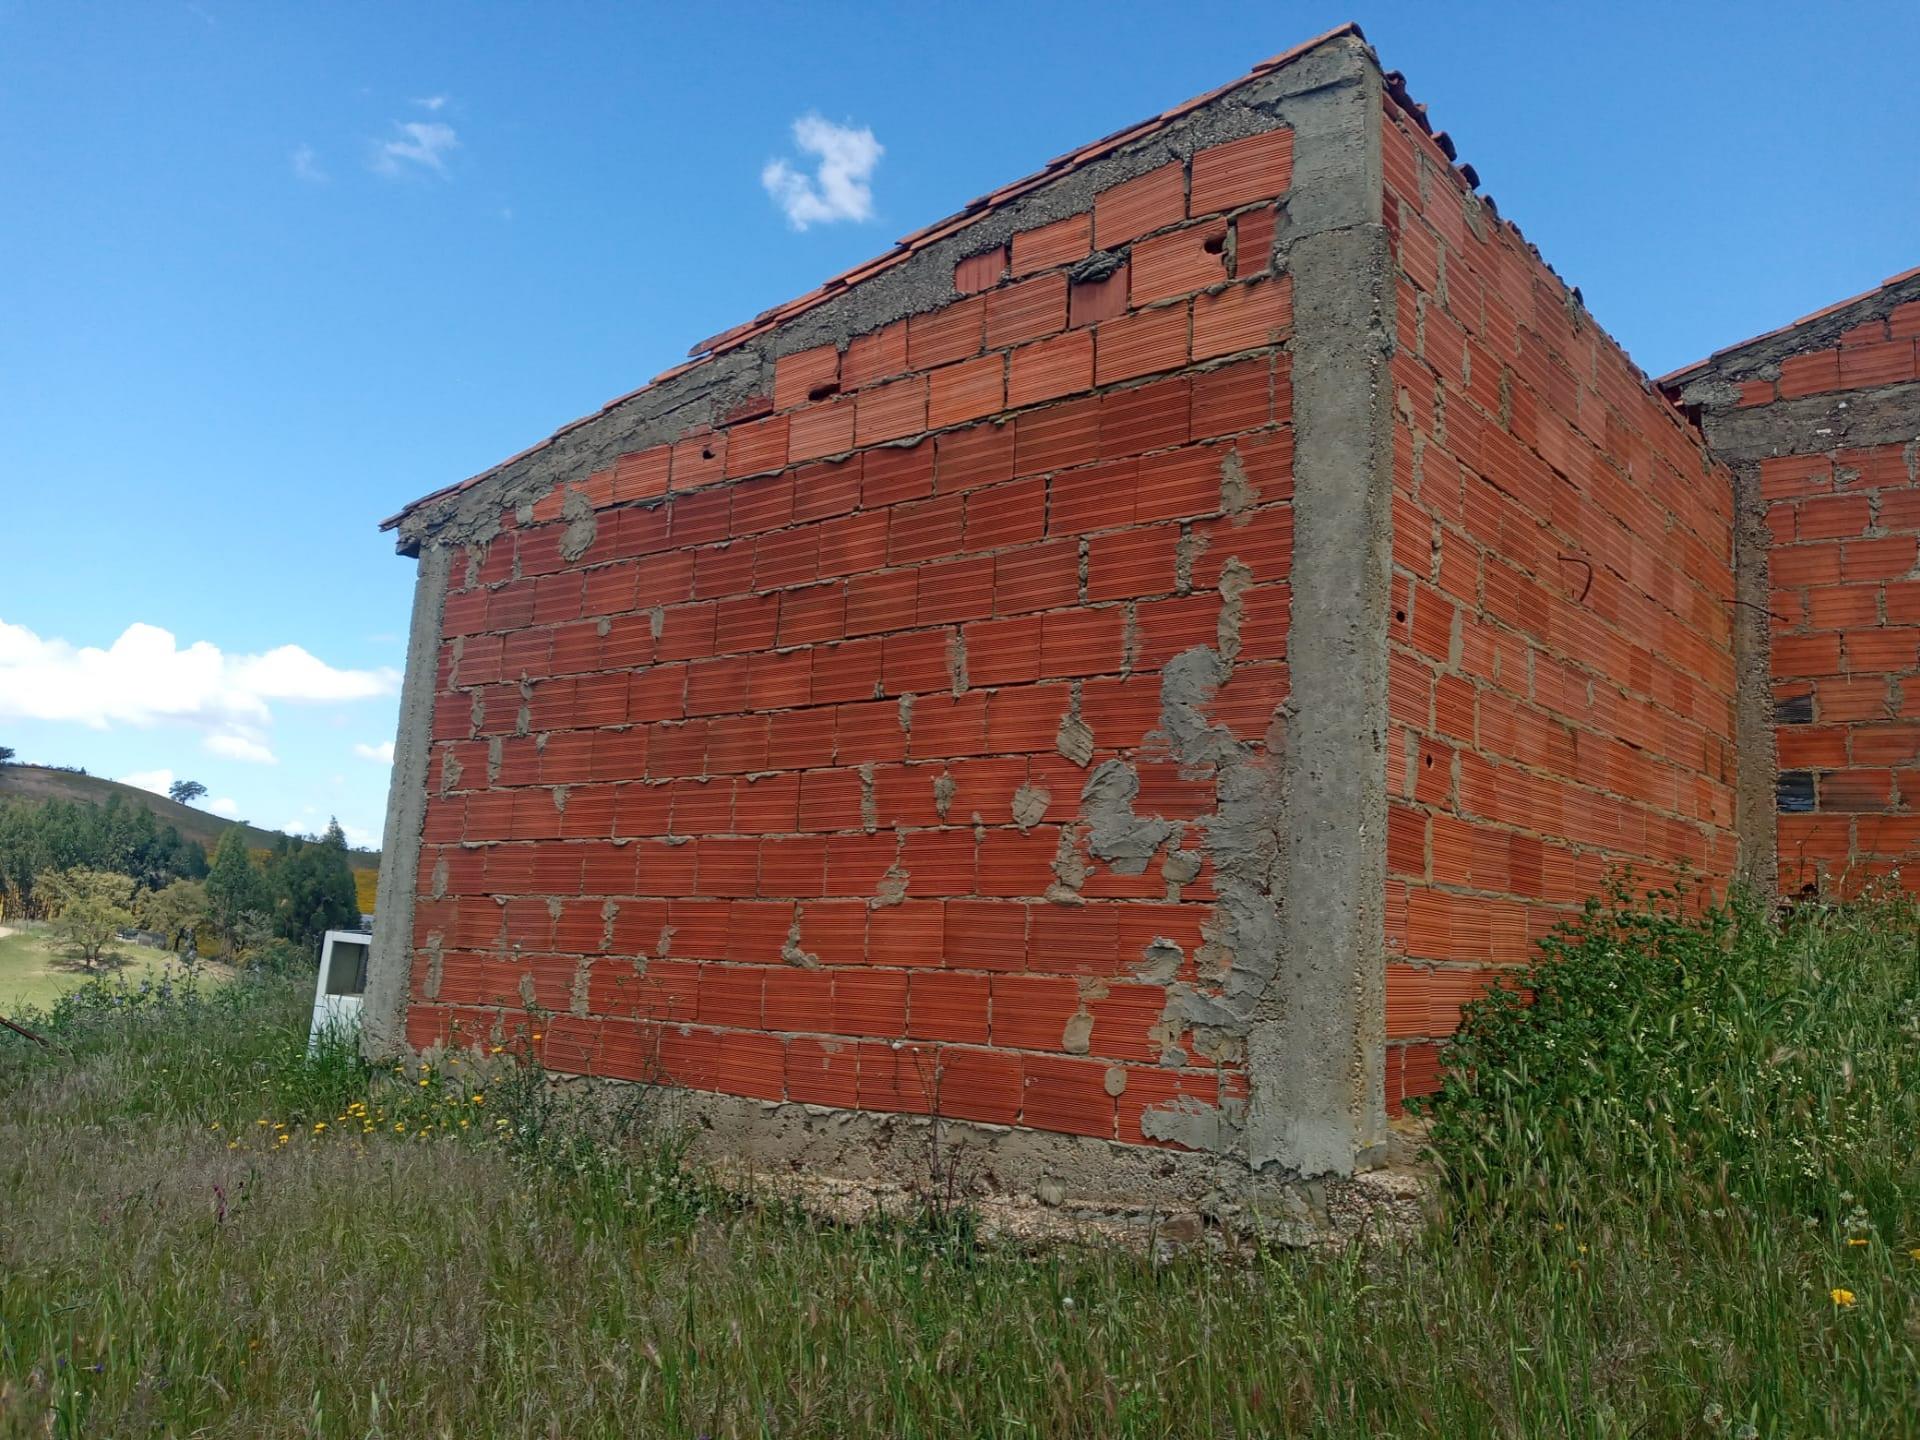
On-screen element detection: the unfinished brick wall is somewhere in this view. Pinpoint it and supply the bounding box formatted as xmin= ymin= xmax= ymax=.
xmin=1668 ymin=272 xmax=1920 ymax=896
xmin=1378 ymin=96 xmax=1740 ymax=1110
xmin=403 ymin=129 xmax=1301 ymax=1148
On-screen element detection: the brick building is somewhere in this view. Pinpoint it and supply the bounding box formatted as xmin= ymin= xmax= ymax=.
xmin=362 ymin=24 xmax=1905 ymax=1209
xmin=1663 ymin=269 xmax=1920 ymax=899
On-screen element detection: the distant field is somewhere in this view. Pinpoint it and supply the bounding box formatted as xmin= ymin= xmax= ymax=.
xmin=0 ymin=924 xmax=228 ymax=1011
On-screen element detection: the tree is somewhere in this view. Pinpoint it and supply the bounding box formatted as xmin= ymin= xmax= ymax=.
xmin=0 ymin=795 xmax=209 ymax=918
xmin=269 ymin=819 xmax=359 ymax=952
xmin=205 ymin=828 xmax=267 ymax=950
xmin=38 ymin=868 xmax=140 ymax=971
xmin=142 ymin=878 xmax=211 ymax=956
xmin=168 ymin=780 xmax=208 ymax=805
xmin=0 ymin=746 xmax=14 ymax=763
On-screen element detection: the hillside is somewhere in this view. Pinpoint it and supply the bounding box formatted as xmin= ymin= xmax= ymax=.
xmin=0 ymin=764 xmax=381 ymax=867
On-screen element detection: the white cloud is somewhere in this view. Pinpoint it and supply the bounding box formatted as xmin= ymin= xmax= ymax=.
xmin=762 ymin=114 xmax=882 ymax=230
xmin=338 ymin=820 xmax=380 ymax=850
xmin=291 ymin=144 xmax=328 ymax=183
xmin=237 ymin=646 xmax=393 ymax=702
xmin=207 ymin=733 xmax=278 ymax=765
xmin=121 ymin=768 xmax=176 ymax=796
xmin=353 ymin=740 xmax=395 ymax=764
xmin=207 ymin=797 xmax=241 ymax=819
xmin=0 ymin=618 xmax=398 ymax=765
xmin=372 ymin=120 xmax=458 ymax=178
xmin=413 ymin=94 xmax=448 ymax=112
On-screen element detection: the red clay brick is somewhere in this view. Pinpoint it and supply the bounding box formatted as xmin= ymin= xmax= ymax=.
xmin=1130 ymin=220 xmax=1230 ymax=305
xmin=854 ymin=373 xmax=929 ymax=446
xmin=986 ymin=272 xmax=1068 ymax=350
xmin=1192 ymin=275 xmax=1293 ymax=359
xmin=1011 ymin=213 xmax=1091 ymax=277
xmin=1189 ymin=129 xmax=1293 ymax=215
xmin=1093 ymin=163 xmax=1185 ymax=249
xmin=927 ymin=353 xmax=1006 ymax=429
xmin=1095 ymin=304 xmax=1189 ymax=385
xmin=908 ymin=296 xmax=986 ymax=371
xmin=954 ymin=246 xmax=1007 ymax=295
xmin=1007 ymin=330 xmax=1095 ymax=408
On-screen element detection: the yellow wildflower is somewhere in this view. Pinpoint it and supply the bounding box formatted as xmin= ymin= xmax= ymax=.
xmin=418 ymin=1078 xmax=430 ymax=1088
xmin=490 ymin=1046 xmax=504 ymax=1055
xmin=1831 ymin=1288 xmax=1856 ymax=1308
xmin=313 ymin=1122 xmax=327 ymax=1133
xmin=471 ymin=1093 xmax=485 ymax=1105
xmin=1847 ymin=1238 xmax=1869 ymax=1248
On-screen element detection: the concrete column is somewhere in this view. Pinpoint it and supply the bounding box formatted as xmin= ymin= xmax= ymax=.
xmin=1245 ymin=48 xmax=1393 ymax=1177
xmin=362 ymin=542 xmax=451 ymax=1061
xmin=1728 ymin=463 xmax=1779 ymax=897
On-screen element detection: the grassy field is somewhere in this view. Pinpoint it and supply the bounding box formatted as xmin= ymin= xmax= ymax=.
xmin=0 ymin=894 xmax=1915 ymax=1437
xmin=0 ymin=925 xmax=226 ymax=1013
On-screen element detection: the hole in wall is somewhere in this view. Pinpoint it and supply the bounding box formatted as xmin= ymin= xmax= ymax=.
xmin=808 ymin=381 xmax=841 ymax=402
xmin=1394 ymin=609 xmax=1407 ymax=624
xmin=701 ymin=446 xmax=715 ymax=461
xmin=1423 ymin=754 xmax=1434 ymax=769
xmin=1203 ymin=233 xmax=1227 ymax=255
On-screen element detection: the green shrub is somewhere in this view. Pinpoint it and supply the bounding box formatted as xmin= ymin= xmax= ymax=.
xmin=244 ymin=936 xmax=315 ymax=977
xmin=1420 ymin=881 xmax=1920 ymax=1240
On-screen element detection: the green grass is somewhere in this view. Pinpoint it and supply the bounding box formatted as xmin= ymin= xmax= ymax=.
xmin=0 ymin=925 xmax=227 ymax=1012
xmin=0 ymin=896 xmax=1916 ymax=1437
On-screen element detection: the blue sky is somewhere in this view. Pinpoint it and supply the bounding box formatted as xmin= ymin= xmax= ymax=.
xmin=1 ymin=1 xmax=1914 ymax=850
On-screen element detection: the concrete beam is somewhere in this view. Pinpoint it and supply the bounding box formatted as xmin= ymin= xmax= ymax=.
xmin=1698 ymin=381 xmax=1920 ymax=465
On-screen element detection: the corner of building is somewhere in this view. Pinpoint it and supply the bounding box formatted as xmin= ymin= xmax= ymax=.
xmin=362 ymin=542 xmax=452 ymax=1062
xmin=1245 ymin=39 xmax=1393 ymax=1178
